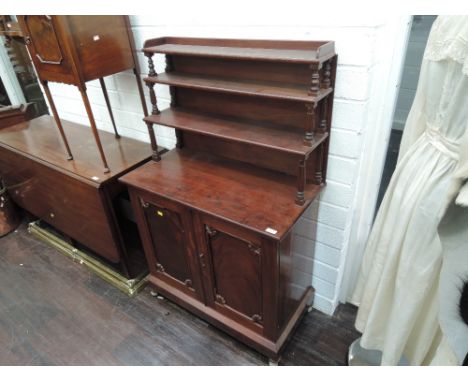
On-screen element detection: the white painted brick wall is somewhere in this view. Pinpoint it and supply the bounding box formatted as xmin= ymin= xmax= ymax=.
xmin=44 ymin=14 xmax=403 ymax=315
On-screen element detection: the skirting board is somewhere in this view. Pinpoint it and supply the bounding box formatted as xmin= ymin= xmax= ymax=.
xmin=28 ymin=220 xmax=148 ymax=297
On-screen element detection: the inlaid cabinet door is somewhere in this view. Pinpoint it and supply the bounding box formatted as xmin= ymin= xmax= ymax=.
xmin=18 ymin=16 xmax=74 ymax=83
xmin=194 ymin=213 xmax=264 ymax=331
xmin=134 ymin=192 xmax=204 ymax=302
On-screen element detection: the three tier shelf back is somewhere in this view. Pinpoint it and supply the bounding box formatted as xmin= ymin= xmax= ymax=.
xmin=142 ymin=37 xmax=337 ymax=205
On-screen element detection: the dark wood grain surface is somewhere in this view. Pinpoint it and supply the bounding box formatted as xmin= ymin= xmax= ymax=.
xmin=144 ymin=108 xmax=328 ymax=156
xmin=145 ymin=72 xmax=332 ymax=103
xmin=18 ymin=16 xmax=136 ymax=85
xmin=143 ymin=37 xmax=335 ymax=63
xmin=120 ymin=149 xmax=321 ymax=240
xmin=0 ymin=148 xmax=123 ymax=262
xmin=66 ymin=16 xmax=134 ymax=82
xmin=0 ymin=104 xmax=36 ymax=129
xmin=0 ymin=222 xmax=360 ymax=365
xmin=0 ymin=116 xmax=155 ymax=271
xmin=0 ymin=115 xmax=153 ymax=185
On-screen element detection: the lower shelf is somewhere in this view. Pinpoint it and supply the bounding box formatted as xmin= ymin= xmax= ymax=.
xmin=28 ymin=220 xmax=148 ymax=297
xmin=144 ymin=108 xmax=328 ymax=156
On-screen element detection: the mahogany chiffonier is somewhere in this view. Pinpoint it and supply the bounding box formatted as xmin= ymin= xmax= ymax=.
xmin=17 ymin=16 xmax=149 ymax=173
xmin=120 ymin=37 xmax=337 ymax=361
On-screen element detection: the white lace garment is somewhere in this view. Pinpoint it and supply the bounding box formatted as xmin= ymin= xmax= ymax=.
xmin=351 ymin=16 xmax=468 ymax=365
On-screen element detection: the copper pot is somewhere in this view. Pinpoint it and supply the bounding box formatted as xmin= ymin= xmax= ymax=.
xmin=0 ymin=183 xmax=21 ymax=237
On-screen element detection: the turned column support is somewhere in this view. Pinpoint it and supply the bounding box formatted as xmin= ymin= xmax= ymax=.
xmin=308 ymin=62 xmax=320 ymax=96
xmin=296 ymin=159 xmax=306 ymax=206
xmin=146 ymin=121 xmax=160 ymax=161
xmin=146 ymin=82 xmax=160 ymax=116
xmin=144 ymin=52 xmax=160 ymax=161
xmin=314 ymin=145 xmax=325 ymax=185
xmin=323 ymin=60 xmax=331 ymax=89
xmin=145 ymin=52 xmax=157 ymax=77
xmin=304 ymin=103 xmax=317 ymax=145
xmin=165 ymin=55 xmax=174 ymax=72
xmin=169 ymin=86 xmax=177 ymax=108
xmin=175 ymin=129 xmax=184 ymax=149
xmin=319 ymin=97 xmax=328 ymax=134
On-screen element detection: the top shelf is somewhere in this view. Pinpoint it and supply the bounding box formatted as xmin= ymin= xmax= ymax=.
xmin=143 ymin=37 xmax=335 ymax=64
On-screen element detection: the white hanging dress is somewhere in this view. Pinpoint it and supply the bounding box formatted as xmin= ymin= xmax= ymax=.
xmin=351 ymin=16 xmax=468 ymax=366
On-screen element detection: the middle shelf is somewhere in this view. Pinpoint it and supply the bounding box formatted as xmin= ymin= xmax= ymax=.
xmin=144 ymin=72 xmax=332 ymax=103
xmin=144 ymin=108 xmax=328 ymax=156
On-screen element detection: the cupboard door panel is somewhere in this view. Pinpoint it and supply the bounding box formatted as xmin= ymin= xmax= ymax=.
xmin=19 ymin=16 xmax=74 ymax=83
xmin=208 ymin=230 xmax=262 ymax=320
xmin=198 ymin=216 xmax=264 ymax=328
xmin=135 ymin=194 xmax=204 ymax=302
xmin=144 ymin=202 xmax=192 ymax=285
xmin=25 ymin=16 xmax=63 ymax=65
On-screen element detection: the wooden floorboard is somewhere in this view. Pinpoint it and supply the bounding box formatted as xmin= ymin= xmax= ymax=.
xmin=0 ymin=221 xmax=360 ymax=366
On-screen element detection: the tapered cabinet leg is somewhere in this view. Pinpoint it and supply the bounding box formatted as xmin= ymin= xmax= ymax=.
xmin=41 ymin=81 xmax=73 ymax=160
xmin=134 ymin=68 xmax=149 ymax=117
xmin=79 ymin=86 xmax=110 ymax=173
xmin=99 ymin=77 xmax=120 ymax=139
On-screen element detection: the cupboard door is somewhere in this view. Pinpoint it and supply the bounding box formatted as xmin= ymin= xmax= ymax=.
xmin=137 ymin=195 xmax=204 ymax=301
xmin=19 ymin=16 xmax=74 ymax=83
xmin=196 ymin=215 xmax=263 ymax=328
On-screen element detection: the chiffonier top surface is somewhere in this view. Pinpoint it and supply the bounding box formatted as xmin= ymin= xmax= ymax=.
xmin=0 ymin=115 xmax=152 ymax=186
xmin=120 ymin=149 xmax=321 ymax=240
xmin=143 ymin=37 xmax=335 ymax=63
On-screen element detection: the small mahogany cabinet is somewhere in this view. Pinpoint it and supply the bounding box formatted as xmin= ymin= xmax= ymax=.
xmin=17 ymin=16 xmax=148 ymax=173
xmin=121 ymin=37 xmax=337 ymax=361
